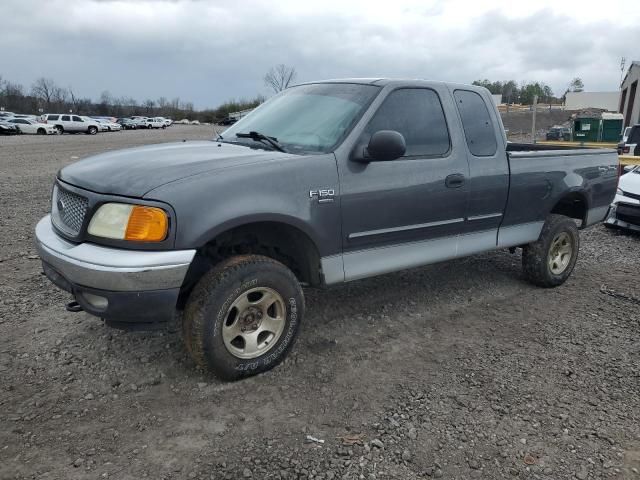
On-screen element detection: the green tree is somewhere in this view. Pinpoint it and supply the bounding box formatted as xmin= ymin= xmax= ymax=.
xmin=569 ymin=77 xmax=584 ymax=92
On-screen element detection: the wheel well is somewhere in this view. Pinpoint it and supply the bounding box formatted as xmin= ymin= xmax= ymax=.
xmin=177 ymin=222 xmax=322 ymax=309
xmin=550 ymin=192 xmax=587 ymax=226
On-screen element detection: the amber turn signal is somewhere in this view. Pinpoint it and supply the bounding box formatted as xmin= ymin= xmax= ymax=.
xmin=124 ymin=206 xmax=168 ymax=242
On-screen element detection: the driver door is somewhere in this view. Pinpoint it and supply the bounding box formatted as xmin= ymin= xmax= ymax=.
xmin=337 ymin=87 xmax=469 ymax=280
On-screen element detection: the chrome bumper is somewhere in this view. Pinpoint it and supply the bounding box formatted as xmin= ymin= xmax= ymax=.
xmin=35 ymin=215 xmax=195 ymax=292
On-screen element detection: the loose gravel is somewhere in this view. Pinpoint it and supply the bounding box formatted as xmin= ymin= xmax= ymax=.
xmin=1 ymin=127 xmax=639 ymax=480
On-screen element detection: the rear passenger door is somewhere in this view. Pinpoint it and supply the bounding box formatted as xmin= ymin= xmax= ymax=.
xmin=72 ymin=116 xmax=85 ymax=132
xmin=338 ymin=86 xmax=470 ymax=280
xmin=60 ymin=115 xmax=72 ymax=131
xmin=452 ymin=89 xmax=509 ymax=239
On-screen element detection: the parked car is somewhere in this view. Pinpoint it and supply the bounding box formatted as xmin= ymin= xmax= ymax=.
xmin=0 ymin=120 xmax=19 ymax=135
xmin=95 ymin=119 xmax=122 ymax=132
xmin=41 ymin=114 xmax=100 ymax=135
xmin=162 ymin=118 xmax=173 ymax=127
xmin=35 ymin=79 xmax=619 ymax=380
xmin=545 ymin=126 xmax=571 ymax=141
xmin=6 ymin=118 xmax=57 ymax=135
xmin=116 ymin=118 xmax=137 ymax=130
xmin=94 ymin=119 xmax=110 ymax=132
xmin=130 ymin=117 xmax=150 ymax=128
xmin=605 ymin=166 xmax=640 ymax=231
xmin=0 ymin=111 xmax=16 ymax=119
xmin=617 ymin=124 xmax=640 ymax=156
xmin=144 ymin=117 xmax=166 ymax=129
xmin=219 ymin=117 xmax=237 ymax=126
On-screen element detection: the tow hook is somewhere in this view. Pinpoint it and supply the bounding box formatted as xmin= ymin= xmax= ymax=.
xmin=66 ymin=301 xmax=83 ymax=313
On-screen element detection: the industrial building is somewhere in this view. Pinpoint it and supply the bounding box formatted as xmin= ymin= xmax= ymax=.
xmin=564 ymin=91 xmax=619 ymax=111
xmin=620 ymin=61 xmax=640 ymax=128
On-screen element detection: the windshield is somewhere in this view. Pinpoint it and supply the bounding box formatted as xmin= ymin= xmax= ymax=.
xmin=221 ymin=83 xmax=381 ymax=154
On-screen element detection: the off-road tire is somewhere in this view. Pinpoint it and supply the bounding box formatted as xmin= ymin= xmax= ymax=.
xmin=182 ymin=255 xmax=304 ymax=380
xmin=522 ymin=214 xmax=579 ymax=288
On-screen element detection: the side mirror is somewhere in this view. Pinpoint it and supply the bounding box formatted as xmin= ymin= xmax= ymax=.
xmin=352 ymin=130 xmax=406 ymax=162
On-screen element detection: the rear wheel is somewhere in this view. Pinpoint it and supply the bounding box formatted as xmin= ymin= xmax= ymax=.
xmin=87 ymin=126 xmax=98 ymax=135
xmin=182 ymin=255 xmax=304 ymax=380
xmin=56 ymin=125 xmax=64 ymax=135
xmin=522 ymin=214 xmax=579 ymax=287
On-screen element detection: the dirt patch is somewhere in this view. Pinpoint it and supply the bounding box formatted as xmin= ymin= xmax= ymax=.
xmin=1 ymin=128 xmax=639 ymax=479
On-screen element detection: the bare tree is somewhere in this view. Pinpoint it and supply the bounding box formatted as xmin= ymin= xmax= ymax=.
xmin=31 ymin=77 xmax=58 ymax=107
xmin=143 ymin=99 xmax=156 ymax=114
xmin=264 ymin=64 xmax=297 ymax=93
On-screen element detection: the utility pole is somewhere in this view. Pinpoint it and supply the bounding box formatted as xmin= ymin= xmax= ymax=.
xmin=531 ymin=95 xmax=538 ymax=144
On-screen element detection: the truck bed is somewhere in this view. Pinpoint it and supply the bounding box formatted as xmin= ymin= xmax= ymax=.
xmin=502 ymin=143 xmax=619 ymax=235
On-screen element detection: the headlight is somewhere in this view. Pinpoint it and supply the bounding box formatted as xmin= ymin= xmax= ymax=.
xmin=88 ymin=203 xmax=168 ymax=242
xmin=616 ymin=188 xmax=624 ymax=196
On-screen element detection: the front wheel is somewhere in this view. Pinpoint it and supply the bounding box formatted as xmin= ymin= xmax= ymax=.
xmin=182 ymin=255 xmax=304 ymax=380
xmin=37 ymin=128 xmax=46 ymax=135
xmin=522 ymin=214 xmax=579 ymax=287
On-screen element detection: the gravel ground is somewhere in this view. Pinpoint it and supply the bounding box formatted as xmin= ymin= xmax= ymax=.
xmin=1 ymin=127 xmax=639 ymax=480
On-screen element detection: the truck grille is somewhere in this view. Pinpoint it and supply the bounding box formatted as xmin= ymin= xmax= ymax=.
xmin=51 ymin=185 xmax=88 ymax=235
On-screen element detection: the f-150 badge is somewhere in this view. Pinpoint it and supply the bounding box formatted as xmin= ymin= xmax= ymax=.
xmin=309 ymin=189 xmax=335 ymax=203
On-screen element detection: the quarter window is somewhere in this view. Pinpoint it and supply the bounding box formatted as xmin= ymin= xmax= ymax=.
xmin=454 ymin=90 xmax=498 ymax=156
xmin=363 ymin=88 xmax=450 ymax=157
xmin=61 ymin=115 xmax=70 ymax=121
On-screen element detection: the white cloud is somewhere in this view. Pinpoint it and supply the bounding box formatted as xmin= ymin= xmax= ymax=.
xmin=1 ymin=0 xmax=638 ymax=108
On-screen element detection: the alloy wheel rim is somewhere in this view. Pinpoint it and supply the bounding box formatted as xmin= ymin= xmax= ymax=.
xmin=548 ymin=232 xmax=573 ymax=275
xmin=222 ymin=287 xmax=286 ymax=359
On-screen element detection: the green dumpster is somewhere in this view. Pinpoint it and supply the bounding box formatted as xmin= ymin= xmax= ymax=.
xmin=601 ymin=114 xmax=624 ymax=142
xmin=573 ymin=117 xmax=600 ymax=142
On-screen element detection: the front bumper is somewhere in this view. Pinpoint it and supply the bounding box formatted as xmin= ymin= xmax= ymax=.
xmin=35 ymin=215 xmax=196 ymax=327
xmin=605 ymin=195 xmax=640 ymax=232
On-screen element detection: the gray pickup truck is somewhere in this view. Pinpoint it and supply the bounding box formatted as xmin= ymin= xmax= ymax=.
xmin=35 ymin=79 xmax=619 ymax=379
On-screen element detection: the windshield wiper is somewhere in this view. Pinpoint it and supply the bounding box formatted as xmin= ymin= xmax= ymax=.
xmin=236 ymin=131 xmax=287 ymax=153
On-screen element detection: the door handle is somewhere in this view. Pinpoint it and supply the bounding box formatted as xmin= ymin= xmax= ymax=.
xmin=445 ymin=173 xmax=465 ymax=188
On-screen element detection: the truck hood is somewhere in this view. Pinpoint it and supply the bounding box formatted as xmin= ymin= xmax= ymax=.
xmin=59 ymin=141 xmax=286 ymax=197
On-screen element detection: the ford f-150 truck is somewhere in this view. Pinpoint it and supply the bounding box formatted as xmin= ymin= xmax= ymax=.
xmin=35 ymin=79 xmax=619 ymax=380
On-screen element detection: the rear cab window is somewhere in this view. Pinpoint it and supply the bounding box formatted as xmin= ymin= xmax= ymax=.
xmin=454 ymin=90 xmax=497 ymax=157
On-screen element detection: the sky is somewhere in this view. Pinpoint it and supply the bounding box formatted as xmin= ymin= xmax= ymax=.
xmin=2 ymin=0 xmax=639 ymax=109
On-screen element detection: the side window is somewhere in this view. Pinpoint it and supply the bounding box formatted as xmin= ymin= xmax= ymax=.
xmin=454 ymin=90 xmax=497 ymax=156
xmin=363 ymin=88 xmax=450 ymax=157
xmin=19 ymin=120 xmax=28 ymax=124
xmin=61 ymin=115 xmax=70 ymax=121
xmin=73 ymin=116 xmax=82 ymax=122
xmin=49 ymin=115 xmax=59 ymax=121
